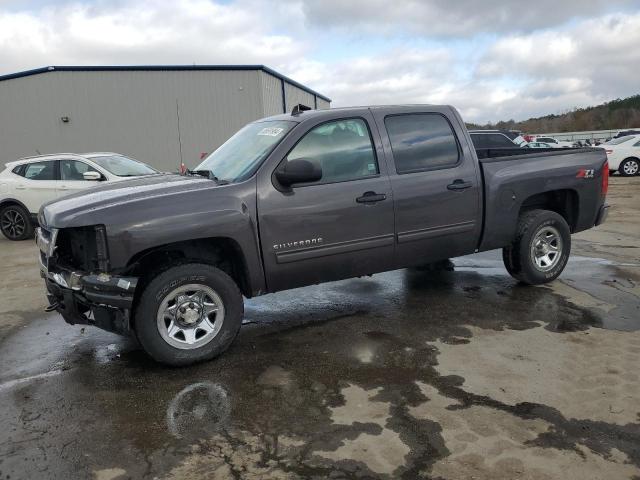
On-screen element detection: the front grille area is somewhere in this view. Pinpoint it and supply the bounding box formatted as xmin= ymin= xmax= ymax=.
xmin=55 ymin=227 xmax=100 ymax=272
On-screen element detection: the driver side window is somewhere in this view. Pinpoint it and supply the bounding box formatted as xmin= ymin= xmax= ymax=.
xmin=287 ymin=118 xmax=378 ymax=185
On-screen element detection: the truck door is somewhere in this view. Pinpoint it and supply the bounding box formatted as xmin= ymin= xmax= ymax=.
xmin=372 ymin=107 xmax=482 ymax=268
xmin=256 ymin=112 xmax=395 ymax=292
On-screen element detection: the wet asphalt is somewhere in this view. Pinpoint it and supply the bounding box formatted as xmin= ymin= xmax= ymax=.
xmin=0 ymin=177 xmax=639 ymax=479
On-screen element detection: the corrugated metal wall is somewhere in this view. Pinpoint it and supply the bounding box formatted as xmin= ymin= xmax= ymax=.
xmin=0 ymin=69 xmax=330 ymax=172
xmin=316 ymin=98 xmax=331 ymax=110
xmin=259 ymin=71 xmax=284 ymax=117
xmin=284 ymin=82 xmax=316 ymax=113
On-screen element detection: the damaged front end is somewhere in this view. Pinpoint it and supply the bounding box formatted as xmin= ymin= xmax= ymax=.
xmin=37 ymin=224 xmax=138 ymax=336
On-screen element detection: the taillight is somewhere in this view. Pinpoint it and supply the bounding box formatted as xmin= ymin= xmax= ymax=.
xmin=601 ymin=161 xmax=609 ymax=198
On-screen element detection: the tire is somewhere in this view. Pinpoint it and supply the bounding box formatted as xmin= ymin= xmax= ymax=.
xmin=134 ymin=263 xmax=243 ymax=366
xmin=619 ymin=158 xmax=639 ymax=177
xmin=502 ymin=209 xmax=571 ymax=285
xmin=0 ymin=204 xmax=34 ymax=241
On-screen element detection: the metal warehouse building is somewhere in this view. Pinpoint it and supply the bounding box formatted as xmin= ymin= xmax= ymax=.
xmin=0 ymin=65 xmax=331 ymax=171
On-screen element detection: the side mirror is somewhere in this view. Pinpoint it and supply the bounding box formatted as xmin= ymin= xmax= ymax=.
xmin=83 ymin=171 xmax=103 ymax=181
xmin=275 ymin=158 xmax=322 ymax=187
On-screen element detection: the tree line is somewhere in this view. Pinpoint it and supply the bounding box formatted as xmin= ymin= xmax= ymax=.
xmin=466 ymin=94 xmax=640 ymax=133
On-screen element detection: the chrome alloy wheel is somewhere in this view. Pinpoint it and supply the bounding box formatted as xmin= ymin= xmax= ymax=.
xmin=530 ymin=226 xmax=563 ymax=272
xmin=156 ymin=284 xmax=225 ymax=350
xmin=622 ymin=159 xmax=639 ymax=176
xmin=1 ymin=208 xmax=26 ymax=239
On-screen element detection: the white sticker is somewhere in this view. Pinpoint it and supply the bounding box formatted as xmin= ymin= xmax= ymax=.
xmin=258 ymin=127 xmax=284 ymax=137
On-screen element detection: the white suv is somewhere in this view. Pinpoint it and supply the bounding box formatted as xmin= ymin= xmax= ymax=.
xmin=0 ymin=152 xmax=158 ymax=240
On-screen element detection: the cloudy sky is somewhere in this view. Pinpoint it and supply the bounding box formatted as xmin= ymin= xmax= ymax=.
xmin=1 ymin=0 xmax=639 ymax=123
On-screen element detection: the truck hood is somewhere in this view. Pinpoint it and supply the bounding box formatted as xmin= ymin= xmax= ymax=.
xmin=40 ymin=173 xmax=218 ymax=228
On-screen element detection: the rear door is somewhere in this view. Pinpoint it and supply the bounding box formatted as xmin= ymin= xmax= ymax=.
xmin=256 ymin=111 xmax=395 ymax=292
xmin=372 ymin=107 xmax=482 ymax=268
xmin=15 ymin=160 xmax=59 ymax=213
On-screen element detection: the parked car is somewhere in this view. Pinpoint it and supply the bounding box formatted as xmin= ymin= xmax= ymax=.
xmin=469 ymin=130 xmax=528 ymax=148
xmin=531 ymin=136 xmax=574 ymax=148
xmin=524 ymin=142 xmax=553 ymax=149
xmin=37 ymin=105 xmax=609 ymax=366
xmin=0 ymin=153 xmax=159 ymax=240
xmin=613 ymin=130 xmax=640 ymax=139
xmin=601 ymin=134 xmax=640 ymax=176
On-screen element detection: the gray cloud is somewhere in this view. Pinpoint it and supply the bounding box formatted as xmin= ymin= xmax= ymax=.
xmin=0 ymin=1 xmax=638 ymax=124
xmin=295 ymin=0 xmax=640 ymax=36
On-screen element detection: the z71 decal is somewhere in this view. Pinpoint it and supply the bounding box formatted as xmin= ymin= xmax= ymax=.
xmin=576 ymin=169 xmax=595 ymax=179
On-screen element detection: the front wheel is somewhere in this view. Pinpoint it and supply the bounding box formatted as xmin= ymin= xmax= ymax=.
xmin=619 ymin=158 xmax=639 ymax=177
xmin=0 ymin=204 xmax=34 ymax=240
xmin=502 ymin=209 xmax=571 ymax=285
xmin=134 ymin=263 xmax=243 ymax=366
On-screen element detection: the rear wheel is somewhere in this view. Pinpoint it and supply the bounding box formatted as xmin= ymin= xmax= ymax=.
xmin=134 ymin=263 xmax=243 ymax=366
xmin=619 ymin=158 xmax=639 ymax=177
xmin=502 ymin=209 xmax=571 ymax=285
xmin=0 ymin=204 xmax=34 ymax=241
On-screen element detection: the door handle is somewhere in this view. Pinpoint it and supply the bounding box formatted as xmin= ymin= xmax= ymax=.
xmin=447 ymin=179 xmax=473 ymax=191
xmin=15 ymin=185 xmax=26 ymax=190
xmin=356 ymin=191 xmax=387 ymax=204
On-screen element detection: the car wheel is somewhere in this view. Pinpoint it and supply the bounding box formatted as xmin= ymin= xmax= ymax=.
xmin=0 ymin=204 xmax=34 ymax=240
xmin=619 ymin=158 xmax=639 ymax=177
xmin=134 ymin=263 xmax=243 ymax=366
xmin=502 ymin=209 xmax=571 ymax=285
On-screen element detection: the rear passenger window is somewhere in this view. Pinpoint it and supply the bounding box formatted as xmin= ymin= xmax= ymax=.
xmin=385 ymin=114 xmax=459 ymax=174
xmin=23 ymin=161 xmax=56 ymax=180
xmin=286 ymin=118 xmax=378 ymax=185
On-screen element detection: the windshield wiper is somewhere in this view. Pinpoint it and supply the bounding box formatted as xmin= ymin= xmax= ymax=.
xmin=187 ymin=169 xmax=230 ymax=184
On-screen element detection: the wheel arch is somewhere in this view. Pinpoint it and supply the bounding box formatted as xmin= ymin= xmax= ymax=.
xmin=518 ymin=189 xmax=579 ymax=232
xmin=620 ymin=156 xmax=640 ymax=170
xmin=0 ymin=198 xmax=32 ymax=215
xmin=125 ymin=236 xmax=253 ymax=298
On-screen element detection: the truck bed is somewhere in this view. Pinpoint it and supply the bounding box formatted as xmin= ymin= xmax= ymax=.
xmin=476 ymin=147 xmax=608 ymax=252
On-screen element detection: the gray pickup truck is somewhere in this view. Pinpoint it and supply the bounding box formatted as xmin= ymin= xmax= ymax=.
xmin=37 ymin=105 xmax=609 ymax=365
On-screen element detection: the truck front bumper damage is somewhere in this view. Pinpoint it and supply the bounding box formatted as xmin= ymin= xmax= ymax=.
xmin=40 ymin=255 xmax=138 ymax=335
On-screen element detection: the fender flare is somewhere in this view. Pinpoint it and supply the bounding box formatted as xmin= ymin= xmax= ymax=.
xmin=0 ymin=197 xmax=33 ymax=215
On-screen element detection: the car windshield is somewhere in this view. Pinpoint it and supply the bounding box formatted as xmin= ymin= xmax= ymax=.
xmin=604 ymin=136 xmax=636 ymax=146
xmin=195 ymin=120 xmax=296 ymax=182
xmin=90 ymin=155 xmax=158 ymax=176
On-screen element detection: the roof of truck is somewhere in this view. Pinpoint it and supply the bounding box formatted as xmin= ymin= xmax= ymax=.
xmin=260 ymin=104 xmax=453 ymax=123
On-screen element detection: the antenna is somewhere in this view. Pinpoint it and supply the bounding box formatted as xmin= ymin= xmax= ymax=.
xmin=291 ymin=104 xmax=312 ymax=116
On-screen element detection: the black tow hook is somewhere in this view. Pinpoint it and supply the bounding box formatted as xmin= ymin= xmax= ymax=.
xmin=45 ymin=303 xmax=59 ymax=312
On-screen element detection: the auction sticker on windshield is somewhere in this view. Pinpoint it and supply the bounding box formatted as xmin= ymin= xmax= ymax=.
xmin=258 ymin=127 xmax=284 ymax=137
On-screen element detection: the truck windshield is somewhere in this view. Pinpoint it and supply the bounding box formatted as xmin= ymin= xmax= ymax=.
xmin=195 ymin=120 xmax=295 ymax=182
